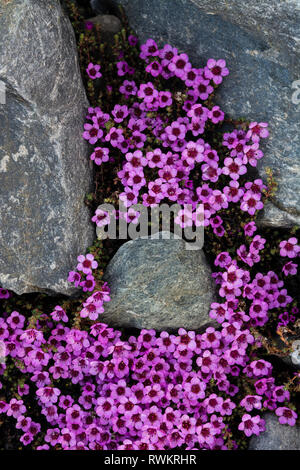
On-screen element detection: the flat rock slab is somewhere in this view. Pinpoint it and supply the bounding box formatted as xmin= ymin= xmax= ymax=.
xmin=249 ymin=413 xmax=300 ymax=450
xmin=102 ymin=233 xmax=216 ymax=331
xmin=115 ymin=0 xmax=300 ymax=227
xmin=0 ymin=0 xmax=94 ymax=295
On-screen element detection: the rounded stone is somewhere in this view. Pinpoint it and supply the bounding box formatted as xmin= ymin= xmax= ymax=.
xmin=101 ymin=232 xmax=217 ymax=331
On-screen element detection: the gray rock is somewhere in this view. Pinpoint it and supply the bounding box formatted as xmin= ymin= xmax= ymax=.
xmin=114 ymin=0 xmax=300 ymax=227
xmin=249 ymin=413 xmax=300 ymax=450
xmin=0 ymin=0 xmax=94 ymax=295
xmin=87 ymin=14 xmax=122 ymax=35
xmin=101 ymin=232 xmax=216 ymax=331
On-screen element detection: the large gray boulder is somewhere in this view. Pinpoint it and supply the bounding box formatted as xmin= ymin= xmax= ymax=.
xmin=114 ymin=0 xmax=300 ymax=227
xmin=102 ymin=232 xmax=216 ymax=331
xmin=0 ymin=0 xmax=94 ymax=295
xmin=249 ymin=413 xmax=300 ymax=450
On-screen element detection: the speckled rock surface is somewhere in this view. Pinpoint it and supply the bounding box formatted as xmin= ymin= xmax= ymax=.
xmin=249 ymin=413 xmax=300 ymax=450
xmin=0 ymin=0 xmax=94 ymax=295
xmin=114 ymin=0 xmax=300 ymax=227
xmin=101 ymin=232 xmax=216 ymax=331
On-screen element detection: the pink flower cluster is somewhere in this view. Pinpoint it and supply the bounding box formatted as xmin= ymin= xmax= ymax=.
xmin=1 ymin=231 xmax=298 ymax=450
xmin=0 ymin=308 xmax=296 ymax=450
xmin=68 ymin=254 xmax=110 ymax=321
xmin=81 ymin=283 xmax=110 ymax=321
xmin=83 ymin=38 xmax=269 ymax=234
xmin=212 ymin=227 xmax=296 ymax=328
xmin=0 ymin=229 xmax=298 ymax=450
xmin=277 ymin=308 xmax=298 ymax=328
xmin=68 ymin=254 xmax=98 ymax=293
